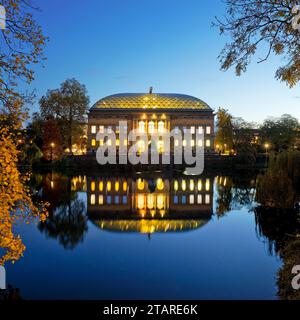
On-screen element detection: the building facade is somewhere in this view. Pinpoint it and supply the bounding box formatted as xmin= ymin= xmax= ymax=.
xmin=87 ymin=90 xmax=215 ymax=156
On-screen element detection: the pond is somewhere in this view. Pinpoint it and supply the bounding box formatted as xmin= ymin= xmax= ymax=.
xmin=2 ymin=171 xmax=296 ymax=300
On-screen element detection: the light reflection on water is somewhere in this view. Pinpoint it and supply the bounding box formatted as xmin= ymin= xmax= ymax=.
xmin=2 ymin=172 xmax=295 ymax=300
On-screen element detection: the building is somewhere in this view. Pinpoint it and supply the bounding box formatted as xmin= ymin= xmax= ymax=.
xmin=87 ymin=89 xmax=215 ymax=156
xmin=86 ymin=175 xmax=213 ymax=234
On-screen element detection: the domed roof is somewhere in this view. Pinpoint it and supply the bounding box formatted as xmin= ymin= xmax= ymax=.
xmin=91 ymin=93 xmax=212 ymax=111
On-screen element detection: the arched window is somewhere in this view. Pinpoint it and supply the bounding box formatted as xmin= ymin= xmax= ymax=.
xmin=148 ymin=121 xmax=155 ymax=134
xmin=158 ymin=121 xmax=165 ymax=134
xmin=138 ymin=121 xmax=145 ymax=133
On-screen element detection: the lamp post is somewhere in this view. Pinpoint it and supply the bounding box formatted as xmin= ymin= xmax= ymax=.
xmin=264 ymin=143 xmax=270 ymax=155
xmin=264 ymin=143 xmax=270 ymax=165
xmin=50 ymin=142 xmax=55 ymax=162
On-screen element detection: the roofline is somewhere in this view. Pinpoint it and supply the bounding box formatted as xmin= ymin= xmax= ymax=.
xmin=89 ymin=108 xmax=213 ymax=113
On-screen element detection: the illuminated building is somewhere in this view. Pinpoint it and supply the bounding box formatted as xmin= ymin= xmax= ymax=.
xmin=87 ymin=89 xmax=215 ymax=155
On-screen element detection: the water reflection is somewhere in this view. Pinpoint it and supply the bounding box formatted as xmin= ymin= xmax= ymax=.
xmin=32 ymin=173 xmax=88 ymax=250
xmin=3 ymin=170 xmax=300 ymax=299
xmin=86 ymin=175 xmax=213 ymax=234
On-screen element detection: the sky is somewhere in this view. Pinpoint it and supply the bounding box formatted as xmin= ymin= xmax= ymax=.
xmin=26 ymin=0 xmax=300 ymax=123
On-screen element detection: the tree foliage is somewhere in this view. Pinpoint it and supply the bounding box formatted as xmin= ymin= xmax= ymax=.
xmin=215 ymin=0 xmax=300 ymax=87
xmin=0 ymin=1 xmax=47 ymax=265
xmin=215 ymin=108 xmax=234 ymax=152
xmin=0 ymin=124 xmax=47 ymax=265
xmin=39 ymin=79 xmax=89 ymax=153
xmin=0 ymin=0 xmax=47 ymax=115
xmin=260 ymin=114 xmax=299 ymax=151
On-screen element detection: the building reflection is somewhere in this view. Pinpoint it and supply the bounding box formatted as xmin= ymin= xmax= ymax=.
xmin=85 ymin=175 xmax=213 ymax=234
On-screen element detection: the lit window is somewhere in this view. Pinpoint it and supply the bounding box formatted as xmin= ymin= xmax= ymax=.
xmin=206 ymin=139 xmax=211 ymax=147
xmin=158 ymin=140 xmax=164 ymax=152
xmin=137 ymin=178 xmax=145 ymax=191
xmin=182 ymin=195 xmax=187 ymax=204
xmin=114 ymin=195 xmax=119 ymax=204
xmin=183 ymin=140 xmax=187 ymax=147
xmin=99 ymin=181 xmax=103 ymax=192
xmin=107 ymin=195 xmax=112 ymax=204
xmin=182 ymin=180 xmax=187 ymax=191
xmin=115 ymin=181 xmax=120 ymax=192
xmin=99 ymin=140 xmax=104 ymax=146
xmin=206 ymin=126 xmax=211 ymax=134
xmin=174 ymin=180 xmax=179 ymax=191
xmin=157 ymin=178 xmax=164 ymax=191
xmin=116 ymin=139 xmax=120 ymax=147
xmin=91 ymin=126 xmax=97 ymax=134
xmin=123 ymin=181 xmax=128 ymax=192
xmin=91 ymin=139 xmax=96 ymax=147
xmin=90 ymin=194 xmax=96 ymax=205
xmin=198 ymin=179 xmax=202 ymax=191
xmin=137 ymin=194 xmax=145 ymax=210
xmin=174 ymin=195 xmax=179 ymax=204
xmin=138 ymin=121 xmax=146 ymax=133
xmin=99 ymin=126 xmax=104 ymax=134
xmin=138 ymin=140 xmax=146 ymax=152
xmin=191 ymin=126 xmax=195 ymax=134
xmin=205 ymin=194 xmax=210 ymax=204
xmin=107 ymin=181 xmax=112 ymax=192
xmin=198 ymin=126 xmax=204 ymax=134
xmin=158 ymin=121 xmax=165 ymax=133
xmin=147 ymin=194 xmax=154 ymax=210
xmin=197 ymin=194 xmax=203 ymax=204
xmin=91 ymin=181 xmax=95 ymax=192
xmin=122 ymin=196 xmax=127 ymax=204
xmin=189 ymin=180 xmax=195 ymax=191
xmin=191 ymin=140 xmax=195 ymax=147
xmin=206 ymin=179 xmax=210 ymax=191
xmin=98 ymin=195 xmax=104 ymax=205
xmin=157 ymin=195 xmax=164 ymax=210
xmin=148 ymin=121 xmax=155 ymax=134
xmin=190 ymin=195 xmax=195 ymax=205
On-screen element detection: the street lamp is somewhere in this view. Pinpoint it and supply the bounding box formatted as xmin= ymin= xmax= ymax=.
xmin=264 ymin=143 xmax=270 ymax=155
xmin=50 ymin=142 xmax=55 ymax=162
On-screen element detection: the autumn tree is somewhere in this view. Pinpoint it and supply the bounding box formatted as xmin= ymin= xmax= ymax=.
xmin=215 ymin=0 xmax=300 ymax=87
xmin=215 ymin=108 xmax=234 ymax=153
xmin=0 ymin=0 xmax=47 ymax=116
xmin=39 ymin=79 xmax=89 ymax=154
xmin=0 ymin=1 xmax=47 ymax=265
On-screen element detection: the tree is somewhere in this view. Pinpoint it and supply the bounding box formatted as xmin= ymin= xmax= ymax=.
xmin=41 ymin=119 xmax=64 ymax=161
xmin=0 ymin=1 xmax=47 ymax=265
xmin=0 ymin=0 xmax=47 ymax=116
xmin=39 ymin=79 xmax=89 ymax=154
xmin=215 ymin=108 xmax=234 ymax=153
xmin=260 ymin=114 xmax=299 ymax=151
xmin=215 ymin=0 xmax=300 ymax=87
xmin=232 ymin=117 xmax=258 ymax=164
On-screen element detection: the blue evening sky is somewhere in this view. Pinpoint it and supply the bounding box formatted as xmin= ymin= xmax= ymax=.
xmin=28 ymin=0 xmax=300 ymax=123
